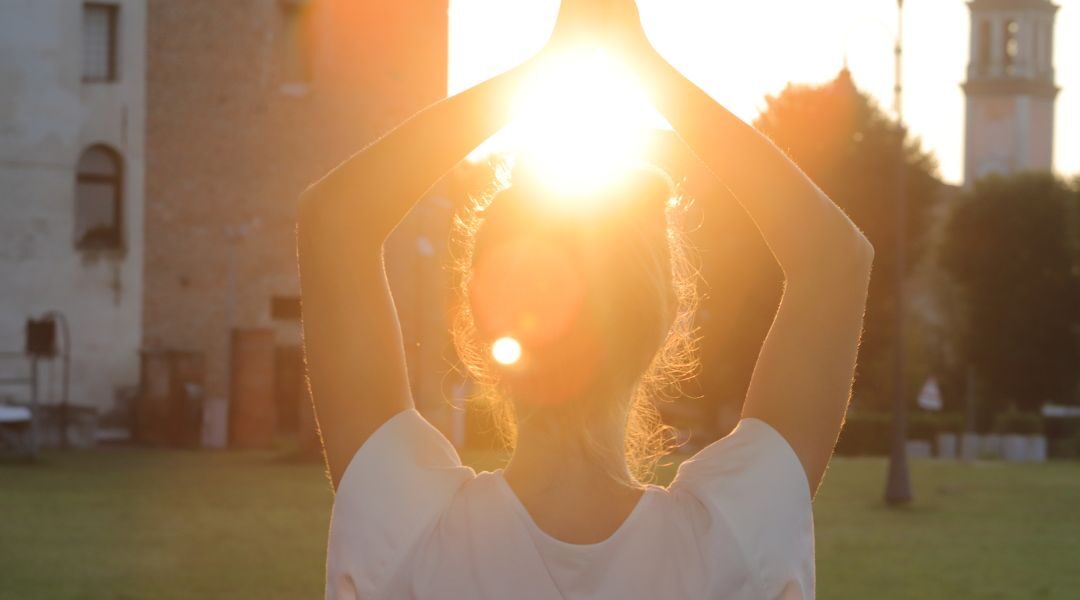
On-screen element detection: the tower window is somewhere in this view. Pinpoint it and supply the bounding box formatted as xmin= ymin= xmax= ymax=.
xmin=1035 ymin=21 xmax=1048 ymax=71
xmin=978 ymin=19 xmax=992 ymax=72
xmin=1004 ymin=19 xmax=1019 ymax=74
xmin=75 ymin=145 xmax=123 ymax=250
xmin=82 ymin=3 xmax=119 ymax=82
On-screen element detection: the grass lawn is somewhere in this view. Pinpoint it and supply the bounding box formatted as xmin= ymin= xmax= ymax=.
xmin=1 ymin=450 xmax=1077 ymax=599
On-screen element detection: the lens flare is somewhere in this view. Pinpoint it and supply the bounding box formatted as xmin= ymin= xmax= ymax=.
xmin=469 ymin=48 xmax=663 ymax=201
xmin=492 ymin=336 xmax=523 ymax=366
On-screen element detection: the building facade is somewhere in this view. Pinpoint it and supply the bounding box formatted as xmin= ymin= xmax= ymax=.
xmin=0 ymin=1 xmax=147 ymax=422
xmin=143 ymin=0 xmax=452 ymax=437
xmin=963 ymin=0 xmax=1059 ymax=186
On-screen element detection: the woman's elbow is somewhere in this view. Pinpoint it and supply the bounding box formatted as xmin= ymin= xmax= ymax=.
xmin=297 ymin=182 xmax=326 ymax=227
xmin=853 ymin=233 xmax=875 ymax=273
xmin=791 ymin=231 xmax=874 ymax=287
xmin=837 ymin=233 xmax=875 ymax=287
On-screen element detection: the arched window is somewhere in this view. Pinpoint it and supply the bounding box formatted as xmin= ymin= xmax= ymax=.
xmin=75 ymin=145 xmax=123 ymax=250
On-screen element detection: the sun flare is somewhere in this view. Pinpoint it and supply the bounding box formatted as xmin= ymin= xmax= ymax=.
xmin=492 ymin=336 xmax=523 ymax=366
xmin=471 ymin=48 xmax=662 ymax=198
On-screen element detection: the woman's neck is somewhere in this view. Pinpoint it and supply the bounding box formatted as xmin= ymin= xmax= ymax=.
xmin=502 ymin=414 xmax=646 ymax=544
xmin=504 ymin=403 xmax=642 ymax=491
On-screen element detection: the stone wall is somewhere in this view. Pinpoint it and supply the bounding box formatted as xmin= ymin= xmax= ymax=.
xmin=0 ymin=0 xmax=147 ymax=417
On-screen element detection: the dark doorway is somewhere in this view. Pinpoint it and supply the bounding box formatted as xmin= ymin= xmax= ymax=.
xmin=274 ymin=345 xmax=304 ymax=434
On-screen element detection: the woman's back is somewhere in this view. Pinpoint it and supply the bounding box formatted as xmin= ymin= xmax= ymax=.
xmin=327 ymin=410 xmax=813 ymax=599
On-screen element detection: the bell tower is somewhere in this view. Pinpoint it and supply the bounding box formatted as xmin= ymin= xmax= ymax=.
xmin=963 ymin=0 xmax=1058 ymax=186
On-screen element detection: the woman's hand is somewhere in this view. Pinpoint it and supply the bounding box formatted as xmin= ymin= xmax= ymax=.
xmin=544 ymin=0 xmax=655 ymax=60
xmin=546 ymin=0 xmax=607 ymax=53
xmin=603 ymin=0 xmax=656 ymax=61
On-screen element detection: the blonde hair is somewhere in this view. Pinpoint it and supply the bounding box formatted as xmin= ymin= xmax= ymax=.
xmin=451 ymin=161 xmax=700 ymax=483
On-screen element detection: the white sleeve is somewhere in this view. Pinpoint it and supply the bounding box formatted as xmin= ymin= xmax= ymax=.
xmin=671 ymin=418 xmax=815 ymax=599
xmin=325 ymin=409 xmax=473 ymax=600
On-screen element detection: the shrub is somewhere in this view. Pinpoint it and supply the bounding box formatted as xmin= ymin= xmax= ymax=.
xmin=1049 ymin=432 xmax=1080 ymax=460
xmin=992 ymin=409 xmax=1045 ymax=435
xmin=934 ymin=413 xmax=965 ymax=436
xmin=835 ymin=412 xmax=892 ymax=456
xmin=835 ymin=411 xmax=968 ymax=456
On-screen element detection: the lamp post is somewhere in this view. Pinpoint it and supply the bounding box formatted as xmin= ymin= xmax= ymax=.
xmin=884 ymin=0 xmax=913 ymax=506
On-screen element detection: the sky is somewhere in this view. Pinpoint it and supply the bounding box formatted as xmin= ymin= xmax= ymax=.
xmin=449 ymin=0 xmax=1080 ymax=185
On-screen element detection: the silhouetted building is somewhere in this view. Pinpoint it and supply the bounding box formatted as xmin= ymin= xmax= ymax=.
xmin=143 ymin=0 xmax=451 ymax=437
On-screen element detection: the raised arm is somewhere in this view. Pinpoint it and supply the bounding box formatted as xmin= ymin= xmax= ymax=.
xmin=297 ymin=53 xmax=543 ymax=491
xmin=298 ymin=0 xmax=609 ymax=489
xmin=611 ymin=2 xmax=873 ymax=495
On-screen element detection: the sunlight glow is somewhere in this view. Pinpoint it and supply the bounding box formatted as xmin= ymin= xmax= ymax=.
xmin=492 ymin=336 xmax=523 ymax=366
xmin=452 ymin=0 xmax=1080 ymax=184
xmin=472 ymin=48 xmax=662 ymax=200
xmin=509 ymin=49 xmax=657 ymax=194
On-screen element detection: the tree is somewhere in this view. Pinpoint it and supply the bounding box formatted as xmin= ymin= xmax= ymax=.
xmin=941 ymin=173 xmax=1080 ymax=414
xmin=752 ymin=69 xmax=943 ymax=409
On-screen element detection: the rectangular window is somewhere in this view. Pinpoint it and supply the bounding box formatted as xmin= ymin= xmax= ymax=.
xmin=280 ymin=0 xmax=314 ymax=92
xmin=271 ymin=296 xmax=303 ymax=321
xmin=82 ymin=3 xmax=119 ymax=82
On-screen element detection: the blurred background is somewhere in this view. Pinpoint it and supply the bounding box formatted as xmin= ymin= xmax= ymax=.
xmin=1 ymin=1 xmax=1078 ymax=598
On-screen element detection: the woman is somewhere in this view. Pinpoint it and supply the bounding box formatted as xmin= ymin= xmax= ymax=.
xmin=298 ymin=1 xmax=873 ymax=598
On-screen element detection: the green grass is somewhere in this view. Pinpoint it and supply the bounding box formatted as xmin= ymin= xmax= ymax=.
xmin=1 ymin=451 xmax=1077 ymax=599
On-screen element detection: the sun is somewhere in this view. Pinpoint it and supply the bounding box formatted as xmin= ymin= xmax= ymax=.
xmin=471 ymin=48 xmax=663 ymax=198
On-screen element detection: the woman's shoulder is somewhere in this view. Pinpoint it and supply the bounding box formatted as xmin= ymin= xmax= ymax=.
xmin=667 ymin=418 xmax=816 ymax=598
xmin=327 ymin=409 xmax=475 ymax=599
xmin=332 ymin=409 xmax=476 ymax=519
xmin=671 ymin=418 xmax=810 ymax=495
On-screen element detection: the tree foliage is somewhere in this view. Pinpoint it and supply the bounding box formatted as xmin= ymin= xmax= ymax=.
xmin=941 ymin=173 xmax=1080 ymax=412
xmin=751 ymin=70 xmax=943 ymax=407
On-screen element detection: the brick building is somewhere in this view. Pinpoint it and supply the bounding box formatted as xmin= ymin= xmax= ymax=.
xmin=143 ymin=0 xmax=453 ymax=441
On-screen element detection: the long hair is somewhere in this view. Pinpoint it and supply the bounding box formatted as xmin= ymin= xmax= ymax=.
xmin=451 ymin=160 xmax=700 ymax=483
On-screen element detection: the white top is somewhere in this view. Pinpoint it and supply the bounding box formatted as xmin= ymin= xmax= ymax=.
xmin=326 ymin=410 xmax=814 ymax=600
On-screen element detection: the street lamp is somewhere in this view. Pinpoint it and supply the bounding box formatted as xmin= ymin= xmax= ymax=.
xmin=884 ymin=0 xmax=913 ymax=506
